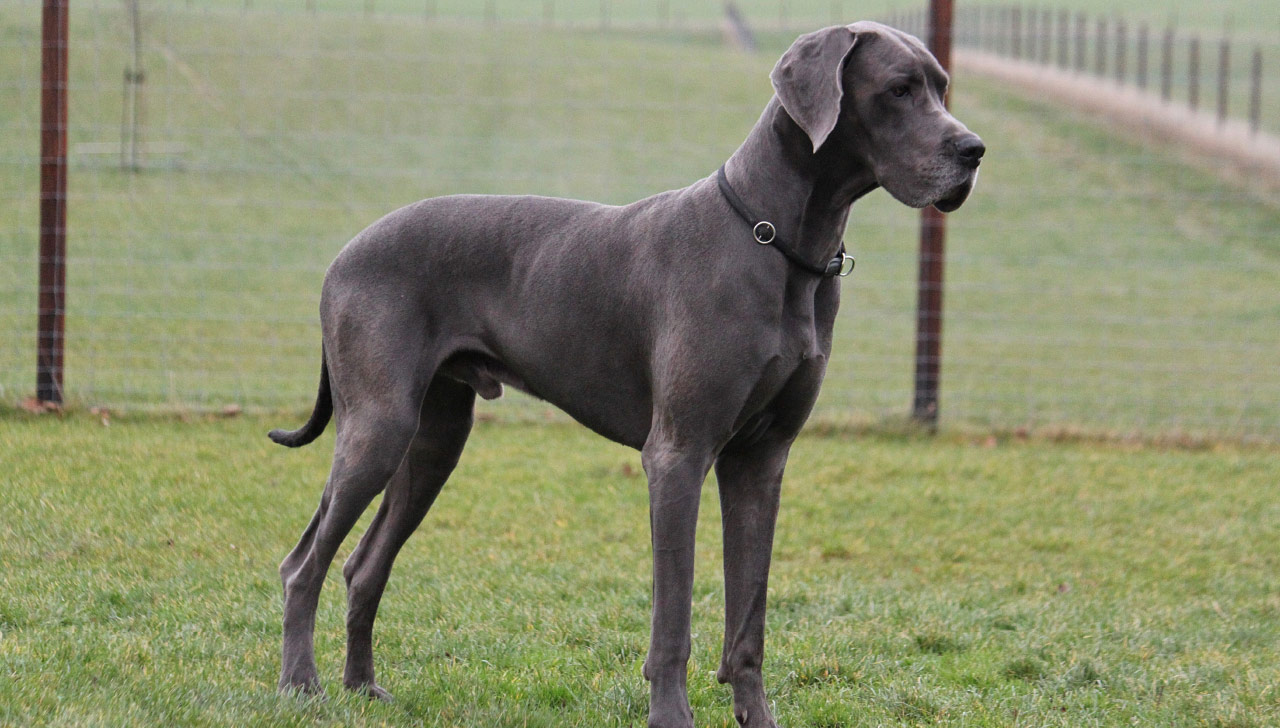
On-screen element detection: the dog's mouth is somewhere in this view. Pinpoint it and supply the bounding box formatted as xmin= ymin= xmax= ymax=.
xmin=931 ymin=172 xmax=976 ymax=213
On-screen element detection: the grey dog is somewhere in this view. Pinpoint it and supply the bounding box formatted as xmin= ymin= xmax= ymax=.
xmin=270 ymin=21 xmax=983 ymax=727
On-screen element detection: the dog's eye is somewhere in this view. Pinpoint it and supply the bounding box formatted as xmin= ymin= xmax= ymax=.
xmin=890 ymin=84 xmax=911 ymax=98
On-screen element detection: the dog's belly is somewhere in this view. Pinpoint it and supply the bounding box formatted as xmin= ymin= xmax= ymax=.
xmin=439 ymin=346 xmax=654 ymax=450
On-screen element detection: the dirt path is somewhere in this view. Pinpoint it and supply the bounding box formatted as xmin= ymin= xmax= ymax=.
xmin=956 ymin=50 xmax=1280 ymax=190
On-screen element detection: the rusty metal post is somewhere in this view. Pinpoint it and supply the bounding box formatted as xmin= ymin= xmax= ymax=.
xmin=1189 ymin=36 xmax=1200 ymax=111
xmin=1025 ymin=6 xmax=1036 ymax=63
xmin=911 ymin=0 xmax=953 ymax=429
xmin=1249 ymin=48 xmax=1263 ymax=136
xmin=1137 ymin=23 xmax=1149 ymax=90
xmin=1058 ymin=8 xmax=1069 ymax=69
xmin=1095 ymin=16 xmax=1107 ymax=76
xmin=1010 ymin=5 xmax=1021 ymax=60
xmin=1217 ymin=37 xmax=1230 ymax=126
xmin=1115 ymin=19 xmax=1127 ymax=84
xmin=37 ymin=0 xmax=69 ymax=405
xmin=1075 ymin=12 xmax=1086 ymax=72
xmin=1039 ymin=8 xmax=1050 ymax=65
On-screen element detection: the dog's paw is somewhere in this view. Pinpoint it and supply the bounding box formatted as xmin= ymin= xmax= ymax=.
xmin=277 ymin=677 xmax=326 ymax=700
xmin=346 ymin=681 xmax=394 ymax=702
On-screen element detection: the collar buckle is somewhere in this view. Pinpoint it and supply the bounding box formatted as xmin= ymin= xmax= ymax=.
xmin=838 ymin=252 xmax=856 ymax=277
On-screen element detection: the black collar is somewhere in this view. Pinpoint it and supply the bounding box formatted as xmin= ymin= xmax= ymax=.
xmin=716 ymin=165 xmax=854 ymax=278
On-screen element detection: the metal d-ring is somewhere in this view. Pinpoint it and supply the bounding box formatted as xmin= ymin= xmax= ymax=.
xmin=838 ymin=252 xmax=856 ymax=277
xmin=752 ymin=221 xmax=776 ymax=245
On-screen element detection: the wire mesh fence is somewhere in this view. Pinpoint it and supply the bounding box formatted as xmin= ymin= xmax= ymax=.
xmin=2 ymin=1 xmax=1278 ymax=443
xmin=888 ymin=3 xmax=1280 ymax=137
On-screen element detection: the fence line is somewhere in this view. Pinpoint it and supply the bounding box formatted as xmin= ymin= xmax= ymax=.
xmin=886 ymin=4 xmax=1276 ymax=138
xmin=1 ymin=2 xmax=1277 ymax=442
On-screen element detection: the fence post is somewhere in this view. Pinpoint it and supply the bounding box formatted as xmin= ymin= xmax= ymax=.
xmin=1189 ymin=36 xmax=1200 ymax=111
xmin=1161 ymin=27 xmax=1174 ymax=101
xmin=1250 ymin=48 xmax=1263 ymax=135
xmin=1010 ymin=5 xmax=1020 ymax=60
xmin=1058 ymin=8 xmax=1068 ymax=68
xmin=989 ymin=4 xmax=998 ymax=52
xmin=37 ymin=0 xmax=69 ymax=405
xmin=911 ymin=0 xmax=954 ymax=430
xmin=121 ymin=0 xmax=143 ymax=172
xmin=1115 ymin=19 xmax=1126 ymax=84
xmin=1075 ymin=12 xmax=1086 ymax=72
xmin=1025 ymin=5 xmax=1036 ymax=62
xmin=1137 ymin=23 xmax=1149 ymax=90
xmin=1217 ymin=37 xmax=1230 ymax=126
xmin=990 ymin=6 xmax=998 ymax=56
xmin=1095 ymin=16 xmax=1107 ymax=76
xmin=1039 ymin=8 xmax=1050 ymax=64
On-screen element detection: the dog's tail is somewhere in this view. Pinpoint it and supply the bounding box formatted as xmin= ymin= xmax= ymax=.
xmin=268 ymin=346 xmax=332 ymax=448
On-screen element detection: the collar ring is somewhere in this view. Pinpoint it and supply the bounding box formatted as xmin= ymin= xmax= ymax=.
xmin=752 ymin=221 xmax=776 ymax=245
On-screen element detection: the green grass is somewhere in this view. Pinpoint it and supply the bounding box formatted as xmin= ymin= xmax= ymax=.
xmin=0 ymin=6 xmax=1277 ymax=441
xmin=2 ymin=412 xmax=1278 ymax=726
xmin=144 ymin=0 xmax=1280 ymax=36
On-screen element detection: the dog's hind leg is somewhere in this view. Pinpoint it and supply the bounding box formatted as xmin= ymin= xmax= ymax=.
xmin=278 ymin=376 xmax=428 ymax=695
xmin=339 ymin=376 xmax=476 ymax=700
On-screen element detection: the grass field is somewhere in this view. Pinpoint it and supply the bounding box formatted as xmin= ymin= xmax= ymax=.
xmin=160 ymin=0 xmax=1280 ymax=38
xmin=1 ymin=5 xmax=1277 ymax=441
xmin=1 ymin=412 xmax=1278 ymax=726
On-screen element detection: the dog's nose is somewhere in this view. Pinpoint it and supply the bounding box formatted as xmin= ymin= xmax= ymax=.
xmin=953 ymin=134 xmax=986 ymax=169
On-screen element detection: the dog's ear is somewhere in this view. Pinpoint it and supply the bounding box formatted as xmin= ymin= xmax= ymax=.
xmin=769 ymin=25 xmax=859 ymax=153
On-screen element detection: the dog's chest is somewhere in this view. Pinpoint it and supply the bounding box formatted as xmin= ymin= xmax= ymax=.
xmin=735 ymin=294 xmax=831 ymax=417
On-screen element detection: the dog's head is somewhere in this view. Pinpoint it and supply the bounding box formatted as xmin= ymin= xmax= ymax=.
xmin=770 ymin=21 xmax=984 ymax=212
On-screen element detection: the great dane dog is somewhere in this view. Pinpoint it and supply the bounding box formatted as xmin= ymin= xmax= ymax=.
xmin=271 ymin=21 xmax=983 ymax=727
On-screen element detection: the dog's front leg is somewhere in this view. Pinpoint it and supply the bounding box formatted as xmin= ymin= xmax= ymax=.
xmin=641 ymin=439 xmax=715 ymax=728
xmin=713 ymin=437 xmax=791 ymax=728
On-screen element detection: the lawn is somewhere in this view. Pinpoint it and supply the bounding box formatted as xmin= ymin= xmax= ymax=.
xmin=146 ymin=0 xmax=1280 ymax=37
xmin=1 ymin=412 xmax=1278 ymax=726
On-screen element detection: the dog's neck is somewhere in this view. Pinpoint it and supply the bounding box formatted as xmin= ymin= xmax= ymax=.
xmin=723 ymin=98 xmax=879 ymax=269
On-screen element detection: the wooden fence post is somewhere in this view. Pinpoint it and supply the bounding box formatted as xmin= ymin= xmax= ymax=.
xmin=1058 ymin=8 xmax=1069 ymax=68
xmin=1095 ymin=16 xmax=1107 ymax=76
xmin=1039 ymin=8 xmax=1050 ymax=64
xmin=1026 ymin=5 xmax=1036 ymax=62
xmin=37 ymin=0 xmax=69 ymax=405
xmin=1137 ymin=23 xmax=1149 ymax=90
xmin=1115 ymin=19 xmax=1127 ymax=84
xmin=1011 ymin=5 xmax=1021 ymax=59
xmin=1189 ymin=36 xmax=1200 ymax=111
xmin=911 ymin=0 xmax=955 ymax=429
xmin=1075 ymin=12 xmax=1086 ymax=72
xmin=1249 ymin=48 xmax=1263 ymax=135
xmin=1217 ymin=37 xmax=1230 ymax=126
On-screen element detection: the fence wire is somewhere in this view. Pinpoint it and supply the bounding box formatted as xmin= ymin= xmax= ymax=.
xmin=1 ymin=2 xmax=1277 ymax=443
